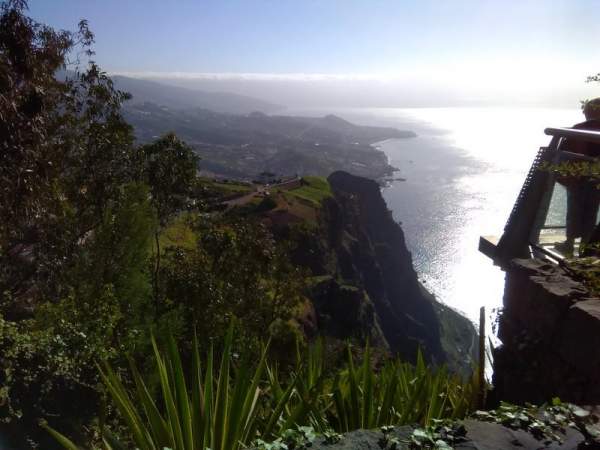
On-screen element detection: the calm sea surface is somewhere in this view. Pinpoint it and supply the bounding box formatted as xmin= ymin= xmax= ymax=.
xmin=289 ymin=107 xmax=583 ymax=325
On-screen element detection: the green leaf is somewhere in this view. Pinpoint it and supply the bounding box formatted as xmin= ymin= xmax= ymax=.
xmin=39 ymin=422 xmax=81 ymax=450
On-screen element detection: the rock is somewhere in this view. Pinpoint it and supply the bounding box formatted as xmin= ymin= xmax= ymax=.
xmin=327 ymin=171 xmax=447 ymax=364
xmin=510 ymin=258 xmax=557 ymax=277
xmin=557 ymin=299 xmax=600 ymax=379
xmin=311 ymin=428 xmax=412 ymax=450
xmin=494 ymin=257 xmax=600 ymax=404
xmin=256 ymin=421 xmax=589 ymax=450
xmin=308 ymin=276 xmax=387 ymax=347
xmin=456 ymin=420 xmax=587 ymax=450
xmin=503 ymin=260 xmax=587 ymax=340
xmin=275 ymin=170 xmax=476 ymax=369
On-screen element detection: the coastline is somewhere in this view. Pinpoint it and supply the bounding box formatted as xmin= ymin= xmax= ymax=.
xmin=370 ymin=106 xmax=579 ymax=329
xmin=370 ymin=137 xmax=412 ymax=187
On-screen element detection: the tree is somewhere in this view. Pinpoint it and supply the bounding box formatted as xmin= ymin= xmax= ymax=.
xmin=140 ymin=133 xmax=199 ymax=223
xmin=139 ymin=133 xmax=199 ymax=305
xmin=159 ymin=219 xmax=305 ymax=347
xmin=0 ymin=3 xmax=306 ymax=447
xmin=0 ymin=181 xmax=157 ymax=447
xmin=0 ymin=0 xmax=136 ymax=303
xmin=0 ymin=2 xmax=147 ymax=445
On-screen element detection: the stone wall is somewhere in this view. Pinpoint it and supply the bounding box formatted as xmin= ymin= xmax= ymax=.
xmin=493 ymin=258 xmax=600 ymax=404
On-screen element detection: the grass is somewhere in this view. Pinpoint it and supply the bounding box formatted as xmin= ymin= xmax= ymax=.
xmin=274 ymin=193 xmax=319 ymax=224
xmin=306 ymin=275 xmax=333 ymax=287
xmin=159 ymin=214 xmax=197 ymax=250
xmin=209 ymin=181 xmax=254 ymax=195
xmin=45 ymin=323 xmax=480 ymax=449
xmin=285 ymin=177 xmax=332 ymax=206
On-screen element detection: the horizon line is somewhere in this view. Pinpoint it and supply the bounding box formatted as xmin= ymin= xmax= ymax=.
xmin=108 ymin=71 xmax=401 ymax=82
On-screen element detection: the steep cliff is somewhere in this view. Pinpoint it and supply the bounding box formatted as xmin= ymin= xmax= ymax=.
xmin=281 ymin=171 xmax=476 ymax=366
xmin=327 ymin=171 xmax=446 ymax=361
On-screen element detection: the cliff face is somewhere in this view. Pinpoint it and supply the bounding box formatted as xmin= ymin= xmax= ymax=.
xmin=493 ymin=258 xmax=600 ymax=404
xmin=287 ymin=171 xmax=476 ymax=365
xmin=326 ymin=171 xmax=446 ymax=362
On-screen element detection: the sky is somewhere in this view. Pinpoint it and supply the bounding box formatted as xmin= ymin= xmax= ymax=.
xmin=29 ymin=0 xmax=600 ymax=108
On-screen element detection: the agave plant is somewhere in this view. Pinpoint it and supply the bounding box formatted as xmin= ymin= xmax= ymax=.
xmin=43 ymin=324 xmax=276 ymax=450
xmin=328 ymin=345 xmax=478 ymax=432
xmin=45 ymin=328 xmax=479 ymax=449
xmin=262 ymin=338 xmax=330 ymax=434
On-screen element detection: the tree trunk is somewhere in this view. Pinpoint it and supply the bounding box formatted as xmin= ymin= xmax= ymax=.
xmin=153 ymin=229 xmax=161 ymax=315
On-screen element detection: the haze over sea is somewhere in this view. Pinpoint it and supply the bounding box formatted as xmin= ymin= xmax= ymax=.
xmin=291 ymin=107 xmax=582 ymax=324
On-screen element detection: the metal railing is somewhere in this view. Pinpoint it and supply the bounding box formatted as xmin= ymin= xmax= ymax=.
xmin=545 ymin=127 xmax=600 ymax=144
xmin=504 ymin=126 xmax=600 ymax=236
xmin=545 ymin=127 xmax=600 ymax=163
xmin=494 ymin=126 xmax=600 ymax=266
xmin=501 ymin=143 xmax=556 ymax=234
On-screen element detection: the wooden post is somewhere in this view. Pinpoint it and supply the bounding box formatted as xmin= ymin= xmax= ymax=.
xmin=478 ymin=306 xmax=486 ymax=408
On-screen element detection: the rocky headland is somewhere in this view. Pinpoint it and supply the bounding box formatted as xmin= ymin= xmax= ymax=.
xmin=247 ymin=171 xmax=478 ymax=369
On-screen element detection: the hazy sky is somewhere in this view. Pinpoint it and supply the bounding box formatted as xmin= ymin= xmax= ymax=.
xmin=29 ymin=0 xmax=600 ymax=108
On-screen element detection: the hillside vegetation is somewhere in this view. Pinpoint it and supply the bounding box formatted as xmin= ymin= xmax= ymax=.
xmin=45 ymin=325 xmax=480 ymax=450
xmin=284 ymin=176 xmax=333 ymax=205
xmin=0 ymin=3 xmax=479 ymax=449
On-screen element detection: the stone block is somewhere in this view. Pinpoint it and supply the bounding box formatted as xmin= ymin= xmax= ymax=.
xmin=504 ymin=260 xmax=586 ymax=338
xmin=510 ymin=258 xmax=557 ymax=277
xmin=557 ymin=299 xmax=600 ymax=378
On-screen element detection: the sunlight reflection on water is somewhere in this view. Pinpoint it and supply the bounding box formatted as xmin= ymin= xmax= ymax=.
xmin=286 ymin=106 xmax=583 ymax=331
xmin=376 ymin=107 xmax=582 ymax=324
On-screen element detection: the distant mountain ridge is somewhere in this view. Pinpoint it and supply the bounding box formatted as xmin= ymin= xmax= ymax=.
xmin=110 ymin=75 xmax=283 ymax=114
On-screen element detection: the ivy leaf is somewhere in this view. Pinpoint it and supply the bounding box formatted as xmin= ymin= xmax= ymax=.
xmin=435 ymin=439 xmax=453 ymax=450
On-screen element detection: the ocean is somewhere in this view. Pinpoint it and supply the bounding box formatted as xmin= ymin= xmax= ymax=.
xmin=291 ymin=106 xmax=583 ymax=326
